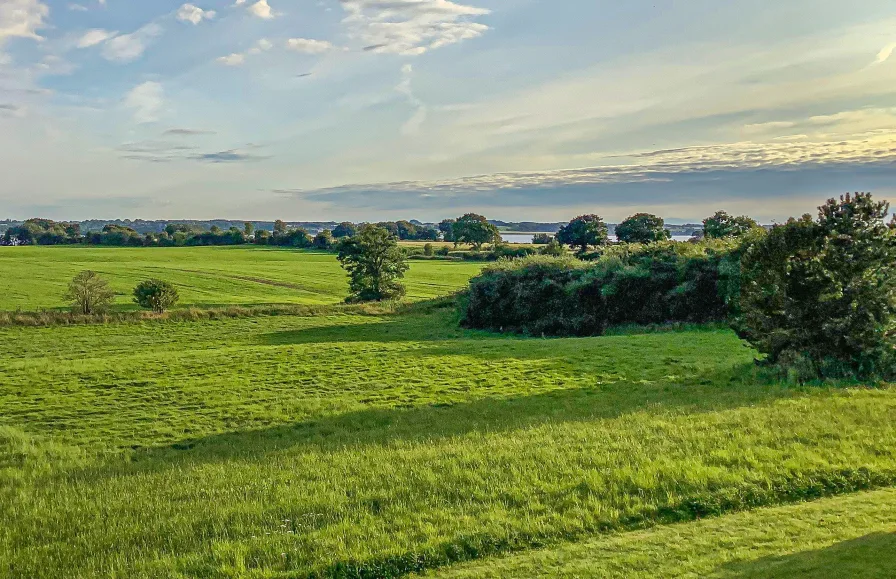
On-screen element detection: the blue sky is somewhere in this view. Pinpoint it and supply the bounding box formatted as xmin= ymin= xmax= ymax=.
xmin=1 ymin=0 xmax=895 ymax=222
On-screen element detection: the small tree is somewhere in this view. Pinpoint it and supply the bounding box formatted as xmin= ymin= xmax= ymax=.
xmin=65 ymin=270 xmax=115 ymax=314
xmin=423 ymin=243 xmax=434 ymax=256
xmin=273 ymin=220 xmax=287 ymax=236
xmin=532 ymin=233 xmax=553 ymax=244
xmin=736 ymin=193 xmax=896 ymax=379
xmin=615 ymin=213 xmax=671 ymax=244
xmin=704 ymin=211 xmax=759 ymax=239
xmin=452 ymin=213 xmax=501 ymax=250
xmin=557 ymin=215 xmax=609 ymax=253
xmin=337 ymin=224 xmax=409 ymax=302
xmin=133 ymin=279 xmax=180 ymax=313
xmin=244 ymin=222 xmax=255 ymax=237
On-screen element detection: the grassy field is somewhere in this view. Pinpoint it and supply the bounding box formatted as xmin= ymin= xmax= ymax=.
xmin=0 ymin=246 xmax=483 ymax=311
xmin=2 ymin=297 xmax=896 ymax=577
xmin=424 ymin=488 xmax=896 ymax=578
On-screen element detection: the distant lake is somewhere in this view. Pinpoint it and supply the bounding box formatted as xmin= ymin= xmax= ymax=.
xmin=502 ymin=233 xmax=695 ymax=244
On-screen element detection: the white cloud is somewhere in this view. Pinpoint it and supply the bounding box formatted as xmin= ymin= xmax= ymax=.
xmin=0 ymin=0 xmax=49 ymax=43
xmin=246 ymin=0 xmax=274 ymax=19
xmin=124 ymin=81 xmax=163 ymax=124
xmin=876 ymin=43 xmax=896 ymax=64
xmin=68 ymin=3 xmax=88 ymax=11
xmin=285 ymin=38 xmax=334 ymax=54
xmin=247 ymin=38 xmax=273 ymax=54
xmin=177 ymin=4 xmax=216 ymax=25
xmin=76 ymin=28 xmax=116 ymax=48
xmin=217 ymin=53 xmax=245 ymax=66
xmin=341 ymin=0 xmax=490 ymax=55
xmin=101 ymin=23 xmax=162 ymax=62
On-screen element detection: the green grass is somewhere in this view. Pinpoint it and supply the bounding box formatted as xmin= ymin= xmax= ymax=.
xmin=0 ymin=246 xmax=483 ymax=311
xmin=2 ymin=302 xmax=896 ymax=578
xmin=422 ymin=488 xmax=896 ymax=578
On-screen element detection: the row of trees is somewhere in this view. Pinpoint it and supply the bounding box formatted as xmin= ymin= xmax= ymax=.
xmin=543 ymin=211 xmax=759 ymax=252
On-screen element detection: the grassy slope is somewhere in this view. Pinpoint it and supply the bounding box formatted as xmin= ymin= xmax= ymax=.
xmin=2 ymin=306 xmax=896 ymax=577
xmin=423 ymin=488 xmax=896 ymax=578
xmin=0 ymin=246 xmax=482 ymax=311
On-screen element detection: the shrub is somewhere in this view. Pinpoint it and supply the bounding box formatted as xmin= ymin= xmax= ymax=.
xmin=461 ymin=241 xmax=737 ymax=335
xmin=64 ymin=271 xmax=115 ymax=314
xmin=436 ymin=246 xmax=451 ymax=257
xmin=735 ymin=193 xmax=896 ymax=380
xmin=423 ymin=243 xmax=434 ymax=256
xmin=133 ymin=279 xmax=180 ymax=313
xmin=532 ymin=233 xmax=553 ymax=244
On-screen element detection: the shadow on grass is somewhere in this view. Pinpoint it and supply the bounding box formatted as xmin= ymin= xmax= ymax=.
xmin=77 ymin=360 xmax=789 ymax=481
xmin=716 ymin=532 xmax=896 ymax=578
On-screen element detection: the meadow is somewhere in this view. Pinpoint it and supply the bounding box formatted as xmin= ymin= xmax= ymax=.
xmin=1 ymin=247 xmax=895 ymax=577
xmin=0 ymin=246 xmax=482 ymax=311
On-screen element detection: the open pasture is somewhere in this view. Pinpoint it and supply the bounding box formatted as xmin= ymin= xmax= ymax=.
xmin=2 ymin=301 xmax=895 ymax=577
xmin=0 ymin=246 xmax=483 ymax=312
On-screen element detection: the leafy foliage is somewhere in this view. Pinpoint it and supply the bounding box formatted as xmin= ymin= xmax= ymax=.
xmin=532 ymin=233 xmax=553 ymax=244
xmin=616 ymin=213 xmax=671 ymax=243
xmin=332 ymin=222 xmax=357 ymax=239
xmin=452 ymin=213 xmax=501 ymax=249
xmin=462 ymin=241 xmax=738 ymax=335
xmin=337 ymin=224 xmax=410 ymax=302
xmin=64 ymin=271 xmax=115 ymax=314
xmin=556 ymin=215 xmax=609 ymax=253
xmin=704 ymin=211 xmax=760 ymax=239
xmin=132 ymin=279 xmax=180 ymax=313
xmin=735 ymin=193 xmax=896 ymax=379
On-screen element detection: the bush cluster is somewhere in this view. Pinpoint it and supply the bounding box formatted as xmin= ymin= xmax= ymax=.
xmin=461 ymin=240 xmax=740 ymax=336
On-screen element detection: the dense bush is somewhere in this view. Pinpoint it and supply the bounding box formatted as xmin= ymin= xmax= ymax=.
xmin=133 ymin=279 xmax=180 ymax=313
xmin=615 ymin=213 xmax=671 ymax=243
xmin=735 ymin=193 xmax=896 ymax=380
xmin=462 ymin=240 xmax=740 ymax=335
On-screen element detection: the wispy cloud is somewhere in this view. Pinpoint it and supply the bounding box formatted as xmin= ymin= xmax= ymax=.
xmin=101 ymin=23 xmax=162 ymax=62
xmin=163 ymin=128 xmax=215 ymax=136
xmin=341 ymin=0 xmax=490 ymax=55
xmin=123 ymin=81 xmax=163 ymax=123
xmin=396 ymin=63 xmax=426 ymax=135
xmin=76 ymin=28 xmax=116 ymax=48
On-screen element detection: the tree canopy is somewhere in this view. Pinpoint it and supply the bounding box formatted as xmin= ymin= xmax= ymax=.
xmin=556 ymin=215 xmax=609 ymax=253
xmin=703 ymin=211 xmax=759 ymax=239
xmin=65 ymin=271 xmax=115 ymax=314
xmin=615 ymin=213 xmax=671 ymax=244
xmin=452 ymin=214 xmax=501 ymax=249
xmin=336 ymin=224 xmax=409 ymax=302
xmin=735 ymin=193 xmax=896 ymax=379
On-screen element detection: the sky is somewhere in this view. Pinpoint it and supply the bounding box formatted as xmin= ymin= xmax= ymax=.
xmin=1 ymin=0 xmax=895 ymax=223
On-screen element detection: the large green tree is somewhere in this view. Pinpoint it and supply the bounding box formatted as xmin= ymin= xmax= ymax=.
xmin=557 ymin=215 xmax=609 ymax=253
xmin=615 ymin=213 xmax=671 ymax=243
xmin=452 ymin=214 xmax=501 ymax=249
xmin=736 ymin=193 xmax=896 ymax=379
xmin=337 ymin=224 xmax=409 ymax=302
xmin=703 ymin=211 xmax=759 ymax=239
